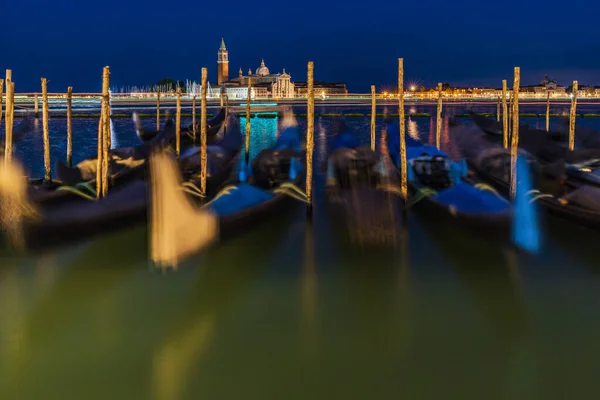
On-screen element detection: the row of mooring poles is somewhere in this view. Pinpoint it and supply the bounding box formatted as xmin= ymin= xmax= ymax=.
xmin=0 ymin=62 xmax=578 ymax=217
xmin=149 ymin=71 xmax=209 ymax=194
xmin=541 ymin=82 xmax=576 ymax=141
xmin=4 ymin=73 xmax=74 ymax=171
xmin=364 ymin=60 xmax=447 ymax=205
xmin=378 ymin=62 xmax=523 ymax=207
xmin=505 ymin=68 xmax=576 ymax=199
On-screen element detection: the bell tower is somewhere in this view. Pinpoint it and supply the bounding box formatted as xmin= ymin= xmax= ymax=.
xmin=217 ymin=37 xmax=229 ymax=85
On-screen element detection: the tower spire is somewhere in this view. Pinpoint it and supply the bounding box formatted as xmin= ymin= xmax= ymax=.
xmin=217 ymin=37 xmax=229 ymax=85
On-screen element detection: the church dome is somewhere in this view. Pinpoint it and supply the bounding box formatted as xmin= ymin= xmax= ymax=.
xmin=255 ymin=59 xmax=270 ymax=76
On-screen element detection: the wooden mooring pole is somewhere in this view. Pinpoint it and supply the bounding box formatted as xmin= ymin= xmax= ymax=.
xmin=101 ymin=66 xmax=110 ymax=197
xmin=192 ymin=95 xmax=197 ymax=143
xmin=176 ymin=87 xmax=181 ymax=157
xmin=545 ymin=90 xmax=550 ymax=133
xmin=509 ymin=91 xmax=513 ymax=139
xmin=497 ymin=96 xmax=501 ymax=122
xmin=2 ymin=71 xmax=10 ymax=141
xmin=224 ymin=94 xmax=229 ymax=131
xmin=502 ymin=80 xmax=508 ymax=149
xmin=436 ymin=82 xmax=442 ymax=150
xmin=306 ymin=61 xmax=315 ymax=214
xmin=0 ymin=79 xmax=4 ymax=128
xmin=370 ymin=85 xmax=376 ymax=151
xmin=245 ymin=74 xmax=252 ymax=163
xmin=34 ymin=93 xmax=39 ymax=118
xmin=41 ymin=78 xmax=51 ymax=181
xmin=509 ymin=67 xmax=520 ymax=200
xmin=398 ymin=58 xmax=407 ymax=201
xmin=156 ymin=87 xmax=161 ymax=131
xmin=200 ymin=68 xmax=208 ymax=197
xmin=569 ymin=81 xmax=578 ymax=151
xmin=4 ymin=80 xmax=14 ymax=163
xmin=95 ymin=116 xmax=103 ymax=199
xmin=67 ymin=87 xmax=73 ymax=167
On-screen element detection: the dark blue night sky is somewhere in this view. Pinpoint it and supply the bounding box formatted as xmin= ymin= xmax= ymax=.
xmin=1 ymin=0 xmax=599 ymax=92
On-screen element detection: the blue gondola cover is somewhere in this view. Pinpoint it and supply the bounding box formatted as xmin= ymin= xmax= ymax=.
xmin=330 ymin=132 xmax=360 ymax=151
xmin=209 ymin=184 xmax=275 ymax=216
xmin=274 ymin=127 xmax=302 ymax=152
xmin=289 ymin=157 xmax=303 ymax=180
xmin=433 ymin=182 xmax=509 ymax=214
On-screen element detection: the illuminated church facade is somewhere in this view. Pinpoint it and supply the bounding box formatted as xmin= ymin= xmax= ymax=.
xmin=215 ymin=38 xmax=346 ymax=99
xmin=217 ymin=38 xmax=296 ymax=99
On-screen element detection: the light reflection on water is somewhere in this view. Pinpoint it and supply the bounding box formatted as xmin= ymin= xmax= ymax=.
xmin=1 ymin=105 xmax=600 ymax=398
xmin=407 ymin=117 xmax=420 ymax=143
xmin=239 ymin=114 xmax=278 ymax=168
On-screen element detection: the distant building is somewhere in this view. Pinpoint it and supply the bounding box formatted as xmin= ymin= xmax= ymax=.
xmin=470 ymin=87 xmax=499 ymax=97
xmin=214 ymin=38 xmax=345 ymax=98
xmin=294 ymin=81 xmax=348 ymax=96
xmin=521 ymin=74 xmax=566 ymax=95
xmin=222 ymin=59 xmax=295 ymax=98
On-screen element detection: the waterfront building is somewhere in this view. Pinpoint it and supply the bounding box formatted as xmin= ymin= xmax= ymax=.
xmin=294 ymin=81 xmax=348 ymax=96
xmin=222 ymin=59 xmax=295 ymax=98
xmin=214 ymin=38 xmax=345 ymax=98
xmin=521 ymin=74 xmax=566 ymax=96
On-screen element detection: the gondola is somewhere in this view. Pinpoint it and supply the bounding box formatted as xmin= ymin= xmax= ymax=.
xmin=28 ymin=112 xmax=223 ymax=207
xmin=555 ymin=118 xmax=600 ymax=149
xmin=471 ymin=114 xmax=600 ymax=187
xmin=386 ymin=123 xmax=513 ymax=233
xmin=460 ymin=133 xmax=600 ymax=231
xmin=0 ymin=117 xmax=243 ymax=251
xmin=148 ymin=124 xmax=305 ymax=267
xmin=324 ymin=119 xmax=403 ymax=246
xmin=135 ymin=107 xmax=226 ymax=145
xmin=469 ymin=112 xmax=564 ymax=141
xmin=54 ymin=113 xmax=178 ymax=186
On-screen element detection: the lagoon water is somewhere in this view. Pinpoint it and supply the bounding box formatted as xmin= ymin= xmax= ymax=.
xmin=1 ymin=103 xmax=600 ymax=399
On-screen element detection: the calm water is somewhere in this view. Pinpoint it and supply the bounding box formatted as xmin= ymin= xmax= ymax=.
xmin=1 ymin=104 xmax=600 ymax=399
